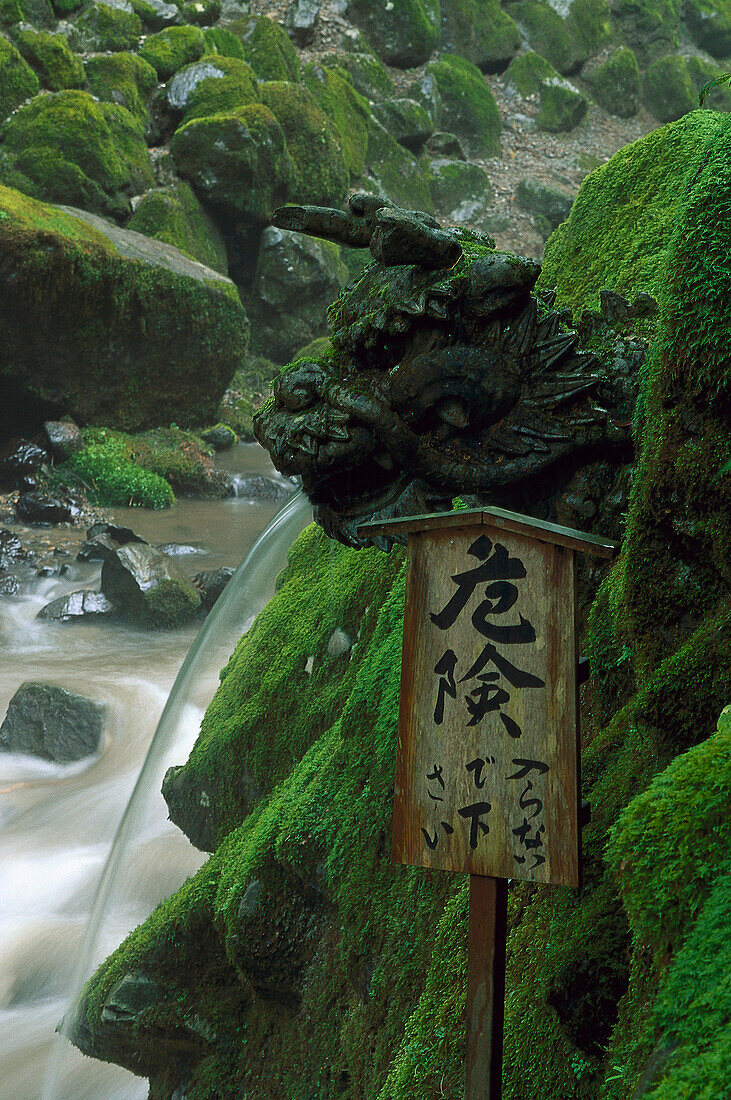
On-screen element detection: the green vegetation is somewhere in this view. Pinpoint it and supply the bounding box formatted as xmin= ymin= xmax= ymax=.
xmin=128 ymin=180 xmax=228 ymax=273
xmin=584 ymin=47 xmax=640 ymax=118
xmin=347 ymin=0 xmax=441 ymax=67
xmin=303 ymin=63 xmax=371 ymax=178
xmin=202 ymin=25 xmax=245 ymax=59
xmin=322 ymin=49 xmax=395 ymax=102
xmin=65 ymin=428 xmax=175 ymax=508
xmin=536 ymin=76 xmax=588 ymax=132
xmin=609 ymin=0 xmax=679 ymax=64
xmin=69 ymin=1 xmax=142 ymax=52
xmin=228 ymin=14 xmax=301 ymax=82
xmin=84 ymin=52 xmax=157 ymax=126
xmin=171 ymin=56 xmax=258 ymax=122
xmin=364 ymin=118 xmax=435 ymax=213
xmin=0 ymin=89 xmax=154 ymax=218
xmin=14 ymin=30 xmax=84 ymax=91
xmin=643 ymin=55 xmax=731 ymax=122
xmin=0 ymin=36 xmax=39 ymax=123
xmin=684 ymin=0 xmax=731 ymax=58
xmin=427 ymin=157 xmax=493 ymax=216
xmin=139 ymin=25 xmax=205 ymax=80
xmin=440 ymin=0 xmax=521 ymax=72
xmin=504 ymin=49 xmax=557 ymax=96
xmin=426 ymin=54 xmax=501 ymax=156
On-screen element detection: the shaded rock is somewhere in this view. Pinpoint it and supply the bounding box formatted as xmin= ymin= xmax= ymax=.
xmin=372 ymin=97 xmax=433 ymax=152
xmin=101 ymin=543 xmax=202 ymax=627
xmin=643 ymin=55 xmax=708 ymax=124
xmin=101 ymin=973 xmax=165 ymax=1025
xmin=0 ymin=576 xmax=19 ymax=596
xmin=192 ymin=567 xmax=234 ymax=610
xmin=515 ymin=177 xmax=574 ymax=237
xmin=134 ymin=0 xmax=183 ymax=29
xmin=424 ymin=130 xmax=466 ymax=159
xmin=0 ymin=682 xmax=104 ymax=761
xmin=326 ymin=627 xmax=352 ymax=657
xmin=362 ymin=119 xmax=435 ymax=212
xmin=346 ymin=0 xmax=440 ymax=68
xmin=43 ymin=420 xmax=83 ymax=460
xmin=15 ymin=493 xmax=72 ymax=525
xmin=0 ymin=528 xmax=31 ymax=570
xmin=426 ymin=54 xmax=502 ymax=157
xmin=682 ymin=0 xmax=731 ymax=59
xmin=600 ymin=289 xmax=634 ymax=323
xmin=536 ymin=76 xmax=588 ymax=133
xmin=285 ymin=0 xmax=319 ymax=45
xmin=230 ymin=475 xmax=295 ymax=503
xmin=441 ymin=0 xmax=521 ymax=73
xmin=37 ymin=590 xmax=117 ymax=622
xmin=583 ymin=46 xmax=640 ymax=119
xmin=0 ymin=439 xmax=49 ymax=489
xmin=200 ymin=424 xmax=237 ymax=450
xmin=78 ymin=523 xmax=147 ymax=562
xmin=428 ymin=158 xmax=493 ymax=224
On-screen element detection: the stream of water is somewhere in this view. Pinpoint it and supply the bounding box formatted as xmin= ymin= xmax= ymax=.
xmin=0 ymin=445 xmax=309 ymax=1100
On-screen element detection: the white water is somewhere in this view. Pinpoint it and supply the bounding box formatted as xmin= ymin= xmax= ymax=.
xmin=0 ymin=446 xmax=311 ymax=1100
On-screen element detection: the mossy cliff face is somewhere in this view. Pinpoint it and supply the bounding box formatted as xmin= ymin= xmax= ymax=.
xmin=70 ymin=114 xmax=729 ymax=1098
xmin=0 ymin=184 xmax=248 ymax=431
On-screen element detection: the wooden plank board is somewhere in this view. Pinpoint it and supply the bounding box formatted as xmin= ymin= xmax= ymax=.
xmin=359 ymin=507 xmax=619 ymax=559
xmin=466 ymin=875 xmax=508 ymax=1099
xmin=393 ymin=523 xmax=580 ymax=887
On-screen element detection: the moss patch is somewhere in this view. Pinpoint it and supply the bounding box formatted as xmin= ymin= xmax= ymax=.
xmin=441 ymin=0 xmax=521 ymax=73
xmin=347 ymin=0 xmax=441 ymax=68
xmin=303 ymin=63 xmax=371 ymax=179
xmin=140 ymin=25 xmax=205 ymax=80
xmin=0 ymin=35 xmax=39 ymax=123
xmin=169 ymin=56 xmax=258 ymax=123
xmin=426 ymin=53 xmax=501 ymax=157
xmin=84 ymin=52 xmax=158 ymax=127
xmin=227 ymin=14 xmax=301 ymax=82
xmin=584 ymin=47 xmax=640 ymax=118
xmin=127 ymin=180 xmax=228 ymax=273
xmin=14 ymin=30 xmax=85 ymax=91
xmin=68 ymin=1 xmax=142 ymax=52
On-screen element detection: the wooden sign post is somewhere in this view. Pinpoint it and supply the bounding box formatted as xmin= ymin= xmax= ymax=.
xmin=358 ymin=507 xmax=618 ymax=1099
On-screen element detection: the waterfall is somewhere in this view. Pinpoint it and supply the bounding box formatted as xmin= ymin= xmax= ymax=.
xmin=40 ymin=491 xmax=312 ymax=1100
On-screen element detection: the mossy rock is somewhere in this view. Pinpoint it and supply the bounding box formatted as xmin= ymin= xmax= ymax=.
xmin=536 ymin=74 xmax=588 ymax=132
xmin=68 ymin=0 xmax=142 ymax=52
xmin=51 ymin=0 xmax=83 ymax=14
xmin=166 ymin=55 xmax=258 ymax=122
xmin=371 ymin=96 xmax=433 ymax=152
xmin=686 ymin=56 xmax=731 ymax=114
xmin=441 ymin=0 xmax=521 ymax=73
xmin=303 ymin=63 xmax=370 ymax=178
xmin=0 ymin=0 xmax=24 ymax=21
xmin=202 ymin=24 xmax=245 ymax=59
xmin=170 ymin=103 xmax=294 ymax=224
xmin=321 ymin=48 xmax=395 ymax=102
xmin=0 ymin=34 xmax=39 ymax=123
xmin=14 ymin=30 xmax=85 ymax=91
xmin=346 ymin=0 xmax=440 ymax=68
xmin=643 ymin=55 xmax=724 ymax=123
xmin=0 ymin=90 xmax=154 ymax=219
xmin=180 ymin=0 xmax=219 ymax=26
xmin=505 ymin=0 xmax=611 ymax=75
xmin=227 ymin=14 xmax=301 ymax=82
xmin=363 ymin=117 xmax=435 ymax=212
xmin=129 ymin=0 xmax=183 ymax=30
xmin=426 ymin=53 xmax=501 ymax=157
xmin=84 ymin=52 xmax=158 ymax=127
xmin=139 ymin=24 xmax=205 ymax=80
xmin=515 ymin=177 xmax=574 ymax=238
xmin=0 ymin=185 xmax=249 ymax=432
xmin=66 ymin=427 xmax=176 ymax=508
xmin=584 ymin=46 xmax=640 ymax=118
xmin=427 ymin=156 xmax=493 ymax=222
xmin=610 ymin=0 xmax=679 ymax=65
xmin=504 ymin=49 xmax=556 ymax=97
xmin=258 ymin=81 xmax=348 ymax=207
xmin=683 ymin=0 xmax=731 ymax=59
xmin=128 ymin=180 xmax=228 ymax=272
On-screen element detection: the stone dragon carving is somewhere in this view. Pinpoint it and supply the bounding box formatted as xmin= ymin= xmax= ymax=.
xmin=255 ymin=193 xmax=648 ymax=547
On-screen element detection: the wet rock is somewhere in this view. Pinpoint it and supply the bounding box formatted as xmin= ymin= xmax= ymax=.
xmin=231 ymin=475 xmax=295 ymax=503
xmin=326 ymin=627 xmax=352 ymax=657
xmin=192 ymin=567 xmax=235 ymax=610
xmin=285 ymin=0 xmax=319 ymax=45
xmin=101 ymin=543 xmax=202 ymax=627
xmin=43 ymin=420 xmax=83 ymax=460
xmin=101 ymin=973 xmax=165 ymax=1026
xmin=156 ymin=543 xmax=206 ymax=557
xmin=0 ymin=439 xmax=49 ymax=489
xmin=0 ymin=529 xmax=25 ymax=569
xmin=347 ymin=0 xmax=440 ymax=68
xmin=37 ymin=590 xmax=117 ymax=622
xmin=136 ymin=0 xmax=183 ymax=29
xmin=77 ymin=523 xmax=147 ymax=562
xmin=200 ymin=424 xmax=237 ymax=450
xmin=15 ymin=493 xmax=72 ymax=526
xmin=600 ymin=289 xmax=634 ymax=323
xmin=0 ymin=682 xmax=104 ymax=762
xmin=0 ymin=576 xmax=19 ymax=596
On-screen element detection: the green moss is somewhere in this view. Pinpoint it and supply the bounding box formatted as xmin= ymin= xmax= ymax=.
xmin=258 ymin=81 xmax=349 ymax=207
xmin=364 ymin=118 xmax=435 ymax=212
xmin=139 ymin=25 xmax=205 ymax=80
xmin=226 ymin=14 xmax=301 ymax=82
xmin=0 ymin=0 xmax=24 ymax=22
xmin=686 ymin=57 xmax=731 ymax=113
xmin=428 ymin=157 xmax=493 ymax=216
xmin=84 ymin=52 xmax=158 ymax=126
xmin=644 ymin=55 xmax=710 ymax=123
xmin=584 ymin=47 xmax=640 ymax=118
xmin=684 ymin=0 xmax=731 ymax=59
xmin=69 ymin=1 xmax=142 ymax=52
xmin=180 ymin=0 xmax=219 ymax=26
xmin=201 ymin=25 xmax=245 ymax=59
xmin=536 ymin=76 xmax=588 ymax=133
xmin=440 ymin=0 xmax=521 ymax=72
xmin=303 ymin=63 xmax=371 ymax=179
xmin=322 ymin=49 xmax=395 ymax=103
xmin=372 ymin=97 xmax=433 ymax=151
xmin=67 ymin=428 xmax=175 ymax=508
xmin=128 ymin=181 xmax=228 ymax=273
xmin=171 ymin=103 xmax=294 ymax=223
xmin=0 ymin=90 xmax=154 ymax=218
xmin=291 ymin=335 xmax=331 ymax=361
xmin=609 ymin=0 xmax=679 ymax=64
xmin=0 ymin=36 xmax=39 ymax=123
xmin=52 ymin=0 xmax=83 ymax=13
xmin=14 ymin=30 xmax=85 ymax=91
xmin=347 ymin=0 xmax=441 ymax=68
xmin=504 ymin=49 xmax=557 ymax=96
xmin=170 ymin=56 xmax=258 ymax=123
xmin=426 ymin=53 xmax=501 ymax=157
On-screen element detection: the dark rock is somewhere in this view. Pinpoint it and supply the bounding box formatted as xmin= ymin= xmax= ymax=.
xmin=200 ymin=424 xmax=237 ymax=450
xmin=371 ymin=97 xmax=433 ymax=152
xmin=43 ymin=420 xmax=83 ymax=460
xmin=15 ymin=493 xmax=72 ymax=526
xmin=424 ymin=130 xmax=466 ymax=159
xmin=36 ymin=564 xmax=70 ymax=578
xmin=101 ymin=543 xmax=202 ymax=627
xmin=631 ymin=292 xmax=659 ymax=318
xmin=78 ymin=523 xmax=147 ymax=562
xmin=193 ymin=567 xmax=235 ymax=610
xmin=600 ymin=289 xmax=633 ymax=323
xmin=231 ymin=475 xmax=295 ymax=503
xmin=285 ymin=0 xmax=319 ymax=45
xmin=37 ymin=590 xmax=117 ymax=622
xmin=515 ymin=177 xmax=574 ymax=235
xmin=0 ymin=439 xmax=49 ymax=488
xmin=101 ymin=974 xmax=165 ymax=1026
xmin=0 ymin=682 xmax=104 ymax=762
xmin=0 ymin=528 xmax=24 ymax=569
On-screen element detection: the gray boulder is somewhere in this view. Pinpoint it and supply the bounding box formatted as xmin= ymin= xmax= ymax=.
xmin=43 ymin=420 xmax=83 ymax=460
xmin=372 ymin=97 xmax=433 ymax=152
xmin=0 ymin=682 xmax=104 ymax=762
xmin=286 ymin=0 xmax=319 ymax=45
xmin=515 ymin=178 xmax=574 ymax=238
xmin=192 ymin=567 xmax=235 ymax=610
xmin=37 ymin=590 xmax=117 ymax=622
xmin=101 ymin=544 xmax=202 ymax=628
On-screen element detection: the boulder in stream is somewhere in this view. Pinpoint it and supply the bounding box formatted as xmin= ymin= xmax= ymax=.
xmin=0 ymin=682 xmax=104 ymax=762
xmin=77 ymin=523 xmax=148 ymax=562
xmin=101 ymin=543 xmax=202 ymax=628
xmin=37 ymin=590 xmax=117 ymax=622
xmin=15 ymin=492 xmax=73 ymax=526
xmin=192 ymin=567 xmax=234 ymax=610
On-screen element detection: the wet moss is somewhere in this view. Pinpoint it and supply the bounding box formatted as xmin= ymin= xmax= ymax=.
xmin=202 ymin=26 xmax=245 ymax=60
xmin=65 ymin=428 xmax=176 ymax=508
xmin=227 ymin=14 xmax=301 ymax=82
xmin=584 ymin=46 xmax=640 ymax=118
xmin=84 ymin=52 xmax=157 ymax=127
xmin=139 ymin=24 xmax=205 ymax=80
xmin=505 ymin=0 xmax=611 ymax=75
xmin=171 ymin=56 xmax=258 ymax=123
xmin=14 ymin=29 xmax=85 ymax=91
xmin=69 ymin=1 xmax=142 ymax=52
xmin=536 ymin=76 xmax=588 ymax=133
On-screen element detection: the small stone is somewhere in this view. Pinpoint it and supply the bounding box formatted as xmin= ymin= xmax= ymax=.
xmin=200 ymin=424 xmax=237 ymax=450
xmin=326 ymin=627 xmax=352 ymax=657
xmin=0 ymin=576 xmax=19 ymax=596
xmin=15 ymin=493 xmax=72 ymax=526
xmin=231 ymin=475 xmax=295 ymax=503
xmin=101 ymin=974 xmax=164 ymax=1025
xmin=192 ymin=567 xmax=234 ymax=610
xmin=100 ymin=543 xmax=202 ymax=627
xmin=424 ymin=131 xmax=466 ymax=159
xmin=0 ymin=682 xmax=104 ymax=762
xmin=157 ymin=543 xmax=206 ymax=557
xmin=43 ymin=420 xmax=83 ymax=460
xmin=238 ymin=879 xmax=263 ymax=918
xmin=0 ymin=439 xmax=49 ymax=488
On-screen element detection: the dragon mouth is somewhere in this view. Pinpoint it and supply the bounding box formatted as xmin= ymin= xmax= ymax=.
xmin=306 ymin=453 xmax=405 ymax=517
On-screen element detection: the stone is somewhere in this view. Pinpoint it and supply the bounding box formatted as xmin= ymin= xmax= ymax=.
xmin=200 ymin=424 xmax=237 ymax=450
xmin=583 ymin=47 xmax=640 ymax=119
xmin=192 ymin=567 xmax=234 ymax=610
xmin=156 ymin=543 xmax=206 ymax=556
xmin=426 ymin=54 xmax=502 ymax=157
xmin=326 ymin=627 xmax=352 ymax=657
xmin=346 ymin=0 xmax=440 ymax=68
xmin=372 ymin=97 xmax=433 ymax=152
xmin=101 ymin=973 xmax=164 ymax=1024
xmin=441 ymin=0 xmax=521 ymax=73
xmin=43 ymin=420 xmax=83 ymax=460
xmin=643 ymin=55 xmax=703 ymax=124
xmin=515 ymin=178 xmax=574 ymax=237
xmin=428 ymin=158 xmax=493 ymax=225
xmin=37 ymin=589 xmax=117 ymax=621
xmin=0 ymin=576 xmax=19 ymax=596
xmin=133 ymin=0 xmax=183 ymax=29
xmin=100 ymin=543 xmax=202 ymax=627
xmin=683 ymin=0 xmax=731 ymax=59
xmin=77 ymin=523 xmax=147 ymax=562
xmin=285 ymin=0 xmax=319 ymax=46
xmin=536 ymin=76 xmax=588 ymax=133
xmin=231 ymin=475 xmax=295 ymax=504
xmin=0 ymin=681 xmax=104 ymax=761
xmin=0 ymin=528 xmax=28 ymax=570
xmin=424 ymin=131 xmax=466 ymax=159
xmin=0 ymin=439 xmax=49 ymax=488
xmin=15 ymin=492 xmax=72 ymax=525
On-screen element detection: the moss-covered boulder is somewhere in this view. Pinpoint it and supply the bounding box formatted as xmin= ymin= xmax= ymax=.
xmin=363 ymin=117 xmax=435 ymax=212
xmin=346 ymin=0 xmax=440 ymax=67
xmin=610 ymin=0 xmax=679 ymax=65
xmin=536 ymin=74 xmax=588 ymax=132
xmin=643 ymin=55 xmax=717 ymax=123
xmin=258 ymin=81 xmax=349 ymax=206
xmin=372 ymin=96 xmax=433 ymax=152
xmin=505 ymin=0 xmax=612 ymax=74
xmin=14 ymin=30 xmax=85 ymax=91
xmin=303 ymin=63 xmax=370 ymax=178
xmin=139 ymin=24 xmax=205 ymax=80
xmin=130 ymin=0 xmax=182 ymax=30
xmin=127 ymin=180 xmax=228 ymax=272
xmin=504 ymin=48 xmax=556 ymax=97
xmin=170 ymin=103 xmax=294 ymax=224
xmin=441 ymin=0 xmax=521 ymax=72
xmin=1 ymin=0 xmax=55 ymax=23
xmin=201 ymin=24 xmax=244 ymax=59
xmin=180 ymin=0 xmax=219 ymax=27
xmin=84 ymin=52 xmax=158 ymax=127
xmin=584 ymin=46 xmax=640 ymax=118
xmin=166 ymin=55 xmax=258 ymax=121
xmin=228 ymin=14 xmax=301 ymax=82
xmin=686 ymin=56 xmax=731 ymax=114
xmin=515 ymin=176 xmax=574 ymax=238
xmin=427 ymin=156 xmax=493 ymax=224
xmin=67 ymin=0 xmax=142 ymax=52
xmin=247 ymin=225 xmax=348 ymax=363
xmin=101 ymin=542 xmax=202 ymax=626
xmin=426 ymin=53 xmax=501 ymax=157
xmin=0 ymin=90 xmax=154 ymax=218
xmin=0 ymin=35 xmax=39 ymax=122
xmin=683 ymin=0 xmax=731 ymax=59
xmin=322 ymin=47 xmax=395 ymax=103
xmin=0 ymin=185 xmax=248 ymax=432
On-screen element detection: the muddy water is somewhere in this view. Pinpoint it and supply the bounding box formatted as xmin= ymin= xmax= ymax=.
xmin=0 ymin=445 xmax=294 ymax=1100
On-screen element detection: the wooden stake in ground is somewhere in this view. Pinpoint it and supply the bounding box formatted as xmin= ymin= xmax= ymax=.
xmin=359 ymin=508 xmax=618 ymax=1099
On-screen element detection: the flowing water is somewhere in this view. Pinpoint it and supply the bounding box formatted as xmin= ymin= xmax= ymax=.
xmin=0 ymin=446 xmax=311 ymax=1100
